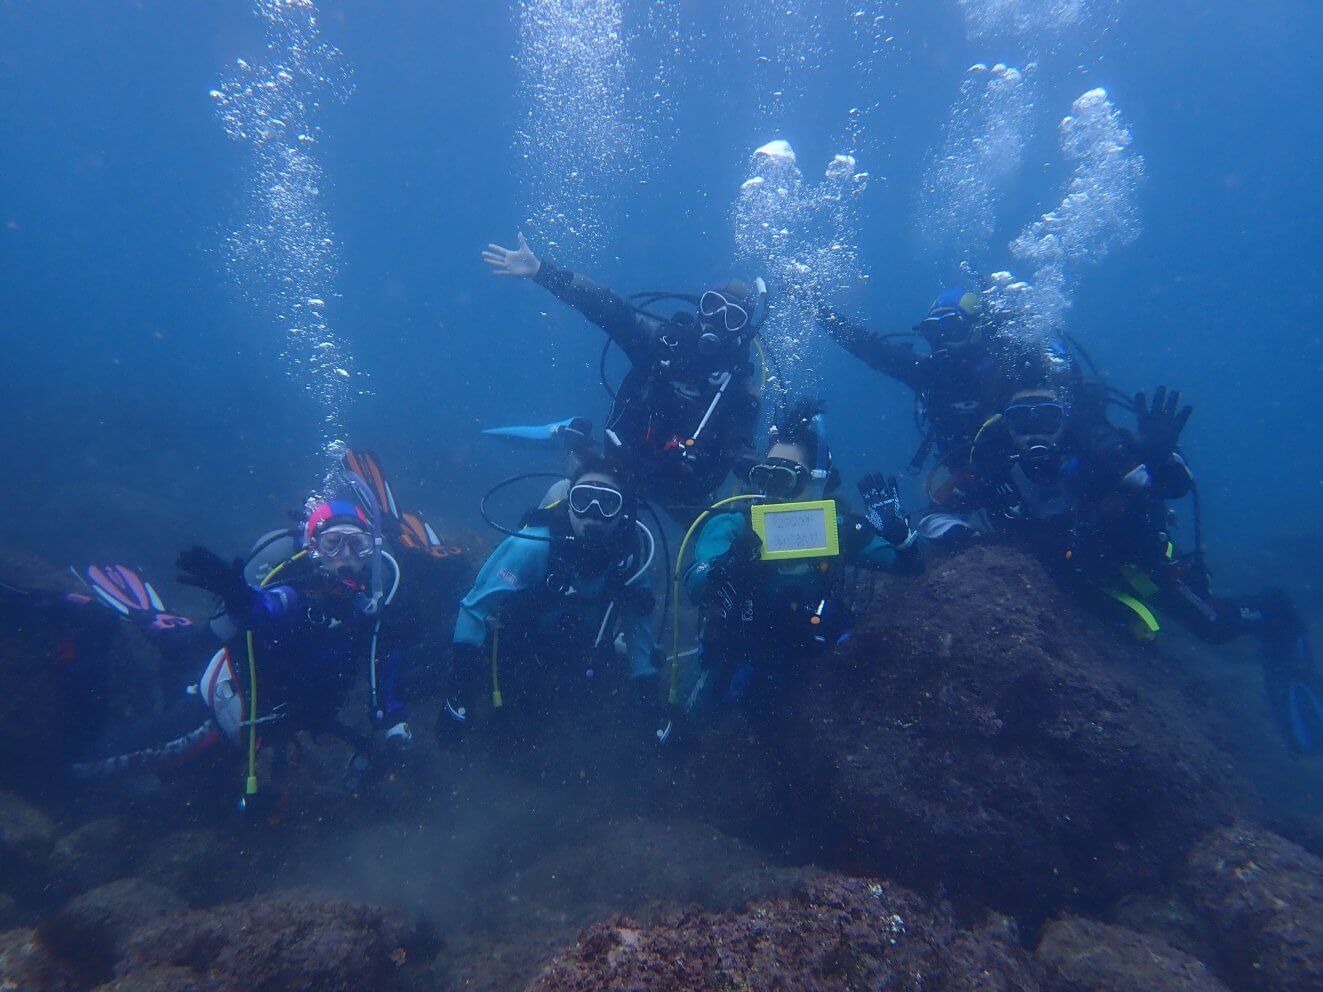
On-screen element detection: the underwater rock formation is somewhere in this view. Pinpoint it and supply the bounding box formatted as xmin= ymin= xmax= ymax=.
xmin=113 ymin=892 xmax=415 ymax=992
xmin=788 ymin=545 xmax=1255 ymax=918
xmin=0 ymin=926 xmax=83 ymax=992
xmin=50 ymin=817 xmax=133 ymax=894
xmin=0 ymin=789 xmax=57 ymax=896
xmin=1184 ymin=825 xmax=1323 ymax=992
xmin=523 ymin=874 xmax=1041 ymax=992
xmin=39 ymin=878 xmax=187 ymax=970
xmin=1036 ymin=916 xmax=1231 ymax=992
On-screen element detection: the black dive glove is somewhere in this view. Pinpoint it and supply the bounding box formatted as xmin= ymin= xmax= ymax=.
xmin=176 ymin=546 xmax=254 ymax=616
xmin=437 ymin=643 xmax=483 ymax=746
xmin=1134 ymin=386 xmax=1192 ymax=462
xmin=858 ymin=474 xmax=913 ymax=547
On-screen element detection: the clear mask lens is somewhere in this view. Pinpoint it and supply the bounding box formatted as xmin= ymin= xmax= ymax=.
xmin=1004 ymin=402 xmax=1064 ymax=436
xmin=749 ymin=459 xmax=804 ymax=498
xmin=698 ymin=291 xmax=749 ymax=333
xmin=569 ymin=484 xmax=624 ymax=519
xmin=316 ymin=529 xmax=374 ymax=559
xmin=921 ymin=311 xmax=970 ymax=344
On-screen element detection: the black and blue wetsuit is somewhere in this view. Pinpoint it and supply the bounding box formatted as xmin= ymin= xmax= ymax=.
xmin=534 ymin=260 xmax=762 ymax=508
xmin=683 ymin=503 xmax=922 ymax=712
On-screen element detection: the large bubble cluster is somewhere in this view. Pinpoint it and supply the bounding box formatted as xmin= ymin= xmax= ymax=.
xmin=213 ymin=0 xmax=353 ymax=472
xmin=989 ymin=87 xmax=1145 ymax=339
xmin=920 ymin=61 xmax=1035 ymax=269
xmin=516 ymin=0 xmax=637 ymax=260
xmin=733 ymin=140 xmax=869 ymax=392
xmin=957 ymin=0 xmax=1089 ymax=40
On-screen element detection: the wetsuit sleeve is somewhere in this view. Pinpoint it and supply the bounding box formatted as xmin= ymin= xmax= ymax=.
xmin=683 ymin=513 xmax=747 ymax=603
xmin=841 ymin=511 xmax=925 ymax=575
xmin=372 ymin=644 xmax=407 ymax=725
xmin=621 ymin=577 xmax=658 ymax=678
xmin=453 ymin=530 xmax=552 ymax=647
xmin=724 ymin=373 xmax=762 ymax=484
xmin=1082 ymin=421 xmax=1194 ymax=500
xmin=242 ymin=584 xmax=301 ymax=632
xmin=533 ymin=259 xmax=659 ymax=364
xmin=816 ymin=303 xmax=926 ymax=391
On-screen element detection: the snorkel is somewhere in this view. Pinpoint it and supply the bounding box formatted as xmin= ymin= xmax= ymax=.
xmin=340 ymin=470 xmax=385 ymax=615
xmin=808 ymin=411 xmax=832 ymax=499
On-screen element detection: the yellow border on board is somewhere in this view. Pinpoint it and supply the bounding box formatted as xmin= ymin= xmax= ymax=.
xmin=750 ymin=499 xmax=840 ymax=561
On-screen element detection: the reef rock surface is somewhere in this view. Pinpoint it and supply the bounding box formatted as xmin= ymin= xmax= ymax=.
xmin=114 ymin=892 xmax=415 ymax=992
xmin=1184 ymin=825 xmax=1323 ymax=992
xmin=789 ymin=545 xmax=1254 ymax=917
xmin=1036 ymin=916 xmax=1230 ymax=992
xmin=524 ymin=874 xmax=1041 ymax=992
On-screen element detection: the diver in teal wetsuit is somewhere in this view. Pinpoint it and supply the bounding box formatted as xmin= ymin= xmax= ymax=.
xmin=439 ymin=455 xmax=657 ymax=741
xmin=682 ymin=400 xmax=922 ymax=721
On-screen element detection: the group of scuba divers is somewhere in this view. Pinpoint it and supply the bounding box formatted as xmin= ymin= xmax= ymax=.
xmin=27 ymin=230 xmax=1323 ymax=810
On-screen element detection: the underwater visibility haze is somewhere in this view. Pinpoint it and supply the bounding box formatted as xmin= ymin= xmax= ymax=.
xmin=0 ymin=2 xmax=1320 ymax=990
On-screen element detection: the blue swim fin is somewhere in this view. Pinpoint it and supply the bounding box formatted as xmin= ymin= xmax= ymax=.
xmin=482 ymin=417 xmax=592 ymax=447
xmin=1288 ymin=678 xmax=1323 ymax=754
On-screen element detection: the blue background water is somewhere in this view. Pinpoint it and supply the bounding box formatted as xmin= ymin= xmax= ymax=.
xmin=0 ymin=0 xmax=1318 ymax=623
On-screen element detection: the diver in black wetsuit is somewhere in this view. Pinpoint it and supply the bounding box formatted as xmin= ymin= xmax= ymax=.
xmin=816 ymin=287 xmax=1070 ymax=472
xmin=483 ymin=233 xmax=763 ymax=512
xmin=918 ymin=376 xmax=1323 ymax=756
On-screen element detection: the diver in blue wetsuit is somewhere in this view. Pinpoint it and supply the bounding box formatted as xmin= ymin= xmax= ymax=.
xmin=681 ymin=400 xmax=922 ymax=722
xmin=439 ymin=454 xmax=657 ymax=741
xmin=483 ymin=233 xmax=763 ymax=512
xmin=76 ymin=484 xmax=419 ymax=794
xmin=919 ymin=377 xmax=1323 ymax=756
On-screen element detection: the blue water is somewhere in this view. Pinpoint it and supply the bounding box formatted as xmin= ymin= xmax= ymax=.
xmin=2 ymin=1 xmax=1318 ymax=583
xmin=2 ymin=5 xmax=1322 ymax=986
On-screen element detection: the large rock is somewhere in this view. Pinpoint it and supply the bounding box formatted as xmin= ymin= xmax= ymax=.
xmin=1036 ymin=917 xmax=1229 ymax=992
xmin=1184 ymin=825 xmax=1323 ymax=992
xmin=1109 ymin=888 xmax=1215 ymax=964
xmin=789 ymin=546 xmax=1253 ymax=917
xmin=50 ymin=817 xmax=133 ymax=893
xmin=116 ymin=892 xmax=414 ymax=992
xmin=38 ymin=878 xmax=187 ymax=977
xmin=0 ymin=789 xmax=57 ymax=896
xmin=0 ymin=927 xmax=82 ymax=992
xmin=524 ymin=874 xmax=1041 ymax=992
xmin=91 ymin=967 xmax=217 ymax=992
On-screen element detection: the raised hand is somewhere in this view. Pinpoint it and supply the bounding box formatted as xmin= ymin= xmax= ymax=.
xmin=481 ymin=232 xmax=541 ymax=278
xmin=1134 ymin=385 xmax=1193 ymax=459
xmin=858 ymin=474 xmax=912 ymax=547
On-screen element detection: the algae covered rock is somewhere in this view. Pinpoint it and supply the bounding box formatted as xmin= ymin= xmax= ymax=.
xmin=0 ymin=926 xmax=83 ymax=992
xmin=116 ymin=891 xmax=414 ymax=992
xmin=39 ymin=877 xmax=187 ymax=968
xmin=1036 ymin=916 xmax=1229 ymax=992
xmin=0 ymin=789 xmax=58 ymax=895
xmin=789 ymin=545 xmax=1253 ymax=917
xmin=1184 ymin=824 xmax=1323 ymax=992
xmin=524 ymin=874 xmax=1041 ymax=992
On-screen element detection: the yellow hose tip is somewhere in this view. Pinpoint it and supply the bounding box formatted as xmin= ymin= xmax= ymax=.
xmin=492 ymin=691 xmax=504 ymax=708
xmin=246 ymin=776 xmax=259 ymax=795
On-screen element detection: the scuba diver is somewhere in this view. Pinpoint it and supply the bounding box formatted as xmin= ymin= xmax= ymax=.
xmin=817 ymin=287 xmax=1071 ymax=474
xmin=918 ymin=376 xmax=1323 ymax=756
xmin=73 ymin=467 xmax=436 ymax=802
xmin=483 ymin=232 xmax=765 ymax=512
xmin=676 ymin=400 xmax=922 ymax=731
xmin=439 ymin=453 xmax=658 ymax=744
xmin=0 ymin=563 xmax=194 ymax=791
